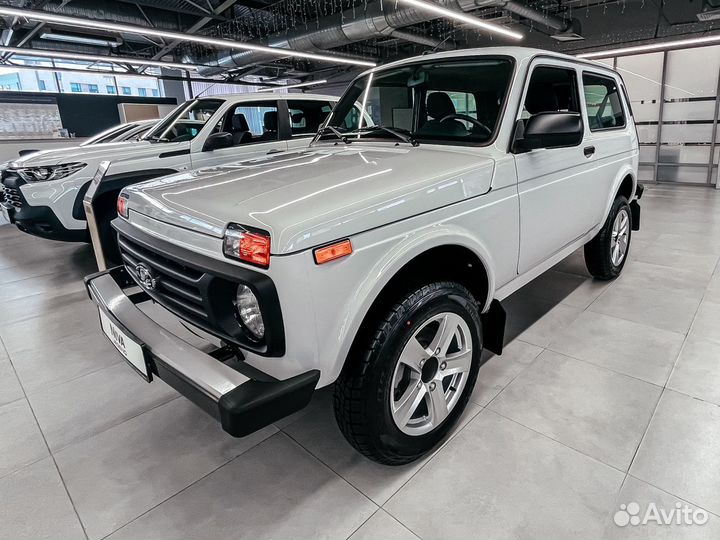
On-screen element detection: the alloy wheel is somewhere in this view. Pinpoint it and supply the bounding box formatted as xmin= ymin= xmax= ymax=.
xmin=390 ymin=312 xmax=472 ymax=436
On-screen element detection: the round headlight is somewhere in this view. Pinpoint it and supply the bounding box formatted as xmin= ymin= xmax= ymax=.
xmin=235 ymin=284 xmax=264 ymax=340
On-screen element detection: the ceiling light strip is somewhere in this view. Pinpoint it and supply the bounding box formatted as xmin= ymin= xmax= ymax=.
xmin=0 ymin=7 xmax=376 ymax=67
xmin=397 ymin=0 xmax=523 ymax=40
xmin=576 ymin=34 xmax=720 ymax=59
xmin=256 ymin=79 xmax=328 ymax=92
xmin=0 ymin=45 xmax=199 ymax=71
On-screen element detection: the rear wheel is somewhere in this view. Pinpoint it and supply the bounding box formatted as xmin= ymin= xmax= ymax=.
xmin=334 ymin=281 xmax=482 ymax=465
xmin=584 ymin=196 xmax=631 ymax=280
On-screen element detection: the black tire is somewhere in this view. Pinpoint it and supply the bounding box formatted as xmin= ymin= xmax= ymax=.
xmin=584 ymin=195 xmax=632 ymax=280
xmin=334 ymin=281 xmax=482 ymax=465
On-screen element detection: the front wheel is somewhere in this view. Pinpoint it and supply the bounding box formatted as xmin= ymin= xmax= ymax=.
xmin=334 ymin=282 xmax=482 ymax=465
xmin=584 ymin=196 xmax=632 ymax=280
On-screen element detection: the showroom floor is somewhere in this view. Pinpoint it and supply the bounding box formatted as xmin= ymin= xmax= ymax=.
xmin=1 ymin=184 xmax=719 ymax=540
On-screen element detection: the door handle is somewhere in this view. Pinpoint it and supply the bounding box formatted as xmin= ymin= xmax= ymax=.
xmin=583 ymin=146 xmax=596 ymax=158
xmin=266 ymin=148 xmax=284 ymax=155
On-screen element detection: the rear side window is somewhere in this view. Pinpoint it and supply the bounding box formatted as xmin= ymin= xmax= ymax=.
xmin=582 ymin=73 xmax=626 ymax=130
xmin=287 ymin=100 xmax=333 ymax=136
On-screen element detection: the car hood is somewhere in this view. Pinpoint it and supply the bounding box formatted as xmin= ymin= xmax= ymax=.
xmin=9 ymin=140 xmax=175 ymax=167
xmin=124 ymin=144 xmax=496 ymax=255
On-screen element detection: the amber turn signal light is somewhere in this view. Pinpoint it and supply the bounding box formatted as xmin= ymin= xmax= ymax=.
xmin=314 ymin=239 xmax=353 ymax=264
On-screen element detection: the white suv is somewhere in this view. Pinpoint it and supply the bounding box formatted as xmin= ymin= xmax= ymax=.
xmin=0 ymin=93 xmax=339 ymax=244
xmin=86 ymin=47 xmax=642 ymax=464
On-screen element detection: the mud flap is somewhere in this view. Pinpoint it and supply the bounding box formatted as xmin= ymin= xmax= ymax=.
xmin=630 ymin=200 xmax=641 ymax=231
xmin=481 ymin=299 xmax=506 ymax=355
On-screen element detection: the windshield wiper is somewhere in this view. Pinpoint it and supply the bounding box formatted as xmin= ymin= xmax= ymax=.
xmin=352 ymin=126 xmax=420 ymax=147
xmin=312 ymin=126 xmax=351 ymax=145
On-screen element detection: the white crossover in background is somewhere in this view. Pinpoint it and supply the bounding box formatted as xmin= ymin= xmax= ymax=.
xmin=0 ymin=93 xmax=340 ymax=247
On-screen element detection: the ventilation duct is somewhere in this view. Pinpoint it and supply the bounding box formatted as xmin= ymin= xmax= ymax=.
xmin=197 ymin=0 xmax=497 ymax=76
xmin=474 ymin=0 xmax=582 ymax=41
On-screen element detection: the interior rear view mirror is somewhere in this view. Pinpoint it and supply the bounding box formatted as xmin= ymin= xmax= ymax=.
xmin=512 ymin=112 xmax=584 ymax=153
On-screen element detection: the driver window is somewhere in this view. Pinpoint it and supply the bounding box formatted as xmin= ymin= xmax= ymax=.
xmin=221 ymin=101 xmax=279 ymax=146
xmin=521 ymin=66 xmax=580 ymax=121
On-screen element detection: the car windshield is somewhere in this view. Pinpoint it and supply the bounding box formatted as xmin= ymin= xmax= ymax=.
xmin=145 ymin=99 xmax=224 ymax=143
xmin=80 ymin=123 xmax=135 ymax=146
xmin=324 ymin=57 xmax=513 ymax=145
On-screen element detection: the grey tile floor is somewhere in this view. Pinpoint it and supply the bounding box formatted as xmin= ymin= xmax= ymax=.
xmin=1 ymin=184 xmax=719 ymax=540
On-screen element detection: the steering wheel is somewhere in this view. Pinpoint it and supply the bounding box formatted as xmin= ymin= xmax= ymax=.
xmin=439 ymin=114 xmax=492 ymax=136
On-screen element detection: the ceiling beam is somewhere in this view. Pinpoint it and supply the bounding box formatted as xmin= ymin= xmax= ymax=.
xmin=0 ymin=21 xmax=46 ymax=62
xmin=149 ymin=0 xmax=239 ymax=63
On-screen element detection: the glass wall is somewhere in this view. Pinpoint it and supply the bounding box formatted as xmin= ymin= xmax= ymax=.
xmin=0 ymin=57 xmax=163 ymax=98
xmin=610 ymin=44 xmax=720 ymax=187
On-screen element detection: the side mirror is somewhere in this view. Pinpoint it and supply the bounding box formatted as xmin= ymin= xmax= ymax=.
xmin=512 ymin=112 xmax=583 ymax=153
xmin=203 ymin=131 xmax=233 ymax=152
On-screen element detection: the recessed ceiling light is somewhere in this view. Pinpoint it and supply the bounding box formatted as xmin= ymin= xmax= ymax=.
xmin=256 ymin=79 xmax=328 ymax=92
xmin=0 ymin=46 xmax=200 ymax=71
xmin=0 ymin=7 xmax=377 ymax=68
xmin=396 ymin=0 xmax=523 ymax=40
xmin=576 ymin=34 xmax=720 ymax=59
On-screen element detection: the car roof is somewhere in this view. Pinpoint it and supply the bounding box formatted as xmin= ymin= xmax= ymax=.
xmin=360 ymin=46 xmax=618 ymax=77
xmin=195 ymin=92 xmax=339 ymax=103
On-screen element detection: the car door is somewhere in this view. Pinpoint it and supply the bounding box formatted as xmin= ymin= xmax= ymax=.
xmin=190 ymin=99 xmax=288 ymax=169
xmin=282 ymin=99 xmax=335 ymax=151
xmin=579 ymin=70 xmax=635 ymax=226
xmin=514 ymin=61 xmax=595 ymax=274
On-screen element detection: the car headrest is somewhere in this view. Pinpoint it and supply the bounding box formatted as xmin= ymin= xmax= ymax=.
xmin=524 ymin=84 xmax=560 ymax=115
xmin=232 ymin=113 xmax=249 ymax=132
xmin=291 ymin=112 xmax=305 ymax=124
xmin=264 ymin=111 xmax=278 ymax=131
xmin=426 ymin=92 xmax=456 ymax=120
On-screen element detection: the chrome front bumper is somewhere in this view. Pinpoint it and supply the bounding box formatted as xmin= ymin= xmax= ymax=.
xmin=84 ymin=162 xmax=110 ymax=271
xmin=85 ymin=266 xmax=319 ymax=437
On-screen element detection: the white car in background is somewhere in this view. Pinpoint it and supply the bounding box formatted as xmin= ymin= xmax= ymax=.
xmin=86 ymin=47 xmax=643 ymax=464
xmin=0 ymin=93 xmax=340 ymax=248
xmin=0 ymin=120 xmax=155 ymax=212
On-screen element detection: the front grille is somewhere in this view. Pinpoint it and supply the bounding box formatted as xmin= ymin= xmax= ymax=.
xmin=114 ymin=220 xmax=285 ymax=356
xmin=118 ymin=233 xmax=210 ymax=324
xmin=2 ymin=171 xmax=26 ymax=209
xmin=3 ymin=187 xmax=22 ymax=208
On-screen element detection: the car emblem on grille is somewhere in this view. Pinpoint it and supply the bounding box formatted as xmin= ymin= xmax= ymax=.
xmin=135 ymin=263 xmax=159 ymax=291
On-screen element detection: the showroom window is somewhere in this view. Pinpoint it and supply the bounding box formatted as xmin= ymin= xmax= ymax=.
xmin=582 ymin=73 xmax=626 ymax=130
xmin=287 ymin=100 xmax=334 ymax=136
